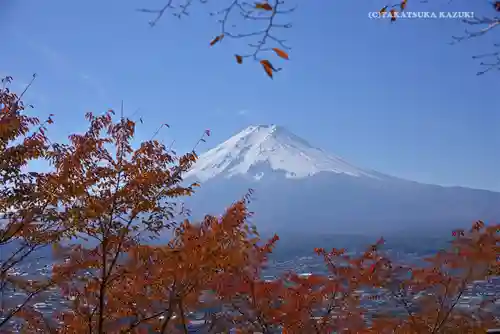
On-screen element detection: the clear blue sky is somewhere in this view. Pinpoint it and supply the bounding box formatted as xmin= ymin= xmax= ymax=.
xmin=1 ymin=0 xmax=499 ymax=191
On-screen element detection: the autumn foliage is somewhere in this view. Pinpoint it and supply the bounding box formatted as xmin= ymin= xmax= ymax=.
xmin=0 ymin=79 xmax=498 ymax=333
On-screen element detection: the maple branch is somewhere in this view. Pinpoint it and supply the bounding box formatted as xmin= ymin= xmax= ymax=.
xmin=0 ymin=280 xmax=53 ymax=329
xmin=159 ymin=281 xmax=178 ymax=333
xmin=228 ymin=300 xmax=252 ymax=329
xmin=433 ymin=267 xmax=473 ymax=333
xmin=450 ymin=14 xmax=500 ymax=75
xmin=0 ymin=196 xmax=57 ymax=330
xmin=431 ymin=275 xmax=452 ymax=333
xmin=383 ymin=2 xmax=500 ymax=76
xmin=95 ymin=116 xmax=128 ymax=334
xmin=147 ymin=129 xmax=209 ymax=214
xmin=319 ymin=287 xmax=341 ymax=331
xmin=0 ymin=243 xmax=36 ymax=277
xmin=388 ymin=288 xmax=419 ymax=329
xmin=123 ymin=281 xmax=178 ymax=333
xmin=138 ymin=0 xmax=294 ymax=63
xmin=150 ymin=123 xmax=170 ymax=141
xmin=36 ymin=311 xmax=58 ymax=334
xmin=248 ymin=280 xmax=272 ymax=333
xmin=177 ymin=298 xmax=189 ymax=334
xmin=15 ymin=73 xmax=37 ymax=104
xmin=137 ymin=0 xmax=208 ymax=26
xmin=125 ymin=304 xmax=174 ymax=333
xmin=307 ymin=308 xmax=322 ymax=334
xmin=452 ymin=16 xmax=500 ymax=44
xmin=230 ymin=0 xmax=294 ymax=61
xmin=203 ymin=311 xmax=226 ymax=334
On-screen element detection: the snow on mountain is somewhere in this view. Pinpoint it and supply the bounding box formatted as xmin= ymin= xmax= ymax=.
xmin=185 ymin=125 xmax=381 ymax=182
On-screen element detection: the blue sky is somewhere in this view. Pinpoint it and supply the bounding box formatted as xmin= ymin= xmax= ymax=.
xmin=1 ymin=0 xmax=499 ymax=191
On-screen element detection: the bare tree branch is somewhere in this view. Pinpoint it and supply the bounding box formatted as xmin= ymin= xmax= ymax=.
xmin=450 ymin=13 xmax=500 ymax=75
xmin=137 ymin=0 xmax=295 ymax=64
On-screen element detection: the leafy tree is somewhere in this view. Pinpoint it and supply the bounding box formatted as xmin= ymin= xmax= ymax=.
xmin=21 ymin=110 xmax=203 ymax=332
xmin=208 ymin=223 xmax=498 ymax=333
xmin=0 ymin=76 xmax=67 ymax=331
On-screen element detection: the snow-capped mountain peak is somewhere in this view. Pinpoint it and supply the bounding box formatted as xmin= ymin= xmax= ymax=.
xmin=185 ymin=125 xmax=380 ymax=181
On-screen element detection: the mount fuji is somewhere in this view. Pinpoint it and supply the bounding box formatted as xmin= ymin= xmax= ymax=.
xmin=182 ymin=125 xmax=500 ymax=235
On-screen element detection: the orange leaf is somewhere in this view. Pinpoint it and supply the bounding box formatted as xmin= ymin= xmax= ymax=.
xmin=272 ymin=48 xmax=289 ymax=60
xmin=400 ymin=0 xmax=407 ymax=10
xmin=390 ymin=9 xmax=397 ymax=21
xmin=379 ymin=6 xmax=388 ymax=14
xmin=255 ymin=2 xmax=273 ymax=10
xmin=260 ymin=60 xmax=274 ymax=78
xmin=235 ymin=54 xmax=243 ymax=64
xmin=210 ymin=34 xmax=224 ymax=46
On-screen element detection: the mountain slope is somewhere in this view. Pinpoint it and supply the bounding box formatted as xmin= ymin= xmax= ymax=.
xmin=183 ymin=125 xmax=500 ymax=235
xmin=185 ymin=125 xmax=384 ymax=181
